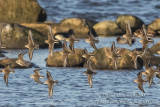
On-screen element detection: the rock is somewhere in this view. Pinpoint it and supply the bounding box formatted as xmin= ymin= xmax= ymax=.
xmin=147 ymin=19 xmax=160 ymax=35
xmin=149 ymin=42 xmax=160 ymax=54
xmin=0 ymin=22 xmax=61 ymax=49
xmin=0 ymin=58 xmax=33 ymax=68
xmin=46 ymin=49 xmax=85 ymax=67
xmin=0 ymin=0 xmax=47 ymax=23
xmin=52 ymin=18 xmax=97 ymax=38
xmin=20 ymin=22 xmax=62 ymax=48
xmin=93 ymin=20 xmax=123 ymax=36
xmin=116 ymin=15 xmax=144 ymax=32
xmin=91 ymin=48 xmax=143 ymax=69
xmin=21 ymin=22 xmax=58 ymax=36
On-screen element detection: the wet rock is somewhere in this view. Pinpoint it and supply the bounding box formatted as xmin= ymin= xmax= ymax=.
xmin=52 ymin=18 xmax=97 ymax=38
xmin=20 ymin=22 xmax=62 ymax=48
xmin=0 ymin=58 xmax=33 ymax=68
xmin=46 ymin=49 xmax=85 ymax=67
xmin=0 ymin=22 xmax=56 ymax=49
xmin=91 ymin=48 xmax=143 ymax=69
xmin=149 ymin=42 xmax=160 ymax=54
xmin=93 ymin=20 xmax=123 ymax=36
xmin=0 ymin=0 xmax=47 ymax=23
xmin=147 ymin=19 xmax=160 ymax=35
xmin=116 ymin=15 xmax=144 ymax=32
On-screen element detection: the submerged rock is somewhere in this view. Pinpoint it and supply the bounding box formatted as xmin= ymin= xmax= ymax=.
xmin=0 ymin=0 xmax=47 ymax=23
xmin=116 ymin=15 xmax=144 ymax=32
xmin=93 ymin=20 xmax=123 ymax=36
xmin=0 ymin=23 xmax=52 ymax=49
xmin=52 ymin=18 xmax=97 ymax=38
xmin=46 ymin=49 xmax=85 ymax=67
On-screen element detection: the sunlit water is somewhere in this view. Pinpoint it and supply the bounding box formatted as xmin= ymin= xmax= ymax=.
xmin=1 ymin=37 xmax=160 ymax=106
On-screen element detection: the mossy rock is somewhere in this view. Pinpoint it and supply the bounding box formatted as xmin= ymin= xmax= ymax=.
xmin=52 ymin=18 xmax=97 ymax=38
xmin=0 ymin=0 xmax=47 ymax=23
xmin=116 ymin=15 xmax=144 ymax=32
xmin=46 ymin=49 xmax=85 ymax=67
xmin=93 ymin=20 xmax=123 ymax=37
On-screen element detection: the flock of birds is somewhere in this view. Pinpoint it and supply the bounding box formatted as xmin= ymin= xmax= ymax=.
xmin=0 ymin=20 xmax=159 ymax=98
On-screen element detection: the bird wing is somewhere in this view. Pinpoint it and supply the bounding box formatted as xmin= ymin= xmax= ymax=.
xmin=4 ymin=72 xmax=9 ymax=86
xmin=28 ymin=30 xmax=34 ymax=45
xmin=126 ymin=20 xmax=132 ymax=35
xmin=111 ymin=41 xmax=116 ymax=52
xmin=114 ymin=60 xmax=118 ymax=69
xmin=49 ymin=26 xmax=55 ymax=39
xmin=69 ymin=42 xmax=74 ymax=52
xmin=18 ymin=52 xmax=27 ymax=60
xmin=138 ymin=82 xmax=145 ymax=93
xmin=47 ymin=71 xmax=53 ymax=81
xmin=142 ymin=24 xmax=148 ymax=39
xmin=48 ymin=83 xmax=53 ymax=98
xmin=49 ymin=43 xmax=54 ymax=56
xmin=63 ymin=55 xmax=68 ymax=67
xmin=28 ymin=47 xmax=34 ymax=61
xmin=90 ymin=42 xmax=97 ymax=50
xmin=88 ymin=74 xmax=93 ymax=88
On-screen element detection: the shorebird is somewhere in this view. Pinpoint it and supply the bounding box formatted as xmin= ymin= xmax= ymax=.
xmin=0 ymin=65 xmax=15 ymax=86
xmin=83 ymin=59 xmax=97 ymax=88
xmin=44 ymin=71 xmax=58 ymax=98
xmin=139 ymin=24 xmax=154 ymax=52
xmin=142 ymin=60 xmax=157 ymax=87
xmin=45 ymin=26 xmax=59 ymax=56
xmin=107 ymin=41 xmax=121 ymax=69
xmin=16 ymin=52 xmax=28 ymax=66
xmin=82 ymin=48 xmax=95 ymax=64
xmin=123 ymin=20 xmax=135 ymax=46
xmin=25 ymin=30 xmax=39 ymax=61
xmin=85 ymin=31 xmax=99 ymax=50
xmin=62 ymin=40 xmax=73 ymax=67
xmin=30 ymin=68 xmax=44 ymax=84
xmin=65 ymin=33 xmax=80 ymax=53
xmin=134 ymin=72 xmax=146 ymax=93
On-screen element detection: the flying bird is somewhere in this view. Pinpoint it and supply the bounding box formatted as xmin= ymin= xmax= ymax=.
xmin=0 ymin=65 xmax=15 ymax=86
xmin=25 ymin=30 xmax=39 ymax=60
xmin=45 ymin=26 xmax=59 ymax=56
xmin=44 ymin=71 xmax=58 ymax=98
xmin=30 ymin=68 xmax=44 ymax=84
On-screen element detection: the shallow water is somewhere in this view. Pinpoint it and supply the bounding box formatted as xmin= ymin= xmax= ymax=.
xmin=1 ymin=37 xmax=160 ymax=107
